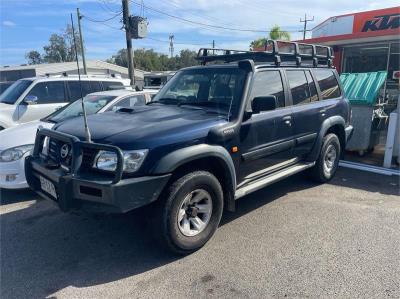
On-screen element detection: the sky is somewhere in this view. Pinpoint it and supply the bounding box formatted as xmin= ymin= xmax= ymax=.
xmin=0 ymin=0 xmax=398 ymax=66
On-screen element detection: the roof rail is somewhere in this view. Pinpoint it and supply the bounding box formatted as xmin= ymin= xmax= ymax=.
xmin=38 ymin=74 xmax=126 ymax=79
xmin=196 ymin=40 xmax=334 ymax=68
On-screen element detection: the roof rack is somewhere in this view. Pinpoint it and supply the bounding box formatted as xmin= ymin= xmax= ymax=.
xmin=196 ymin=40 xmax=334 ymax=68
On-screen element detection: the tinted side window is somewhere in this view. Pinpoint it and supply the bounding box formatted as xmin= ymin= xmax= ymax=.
xmin=314 ymin=70 xmax=341 ymax=99
xmin=286 ymin=70 xmax=310 ymax=106
xmin=102 ymin=81 xmax=123 ymax=91
xmin=26 ymin=81 xmax=66 ymax=104
xmin=305 ymin=71 xmax=318 ymax=102
xmin=251 ymin=71 xmax=285 ymax=108
xmin=108 ymin=95 xmax=146 ymax=111
xmin=90 ymin=81 xmax=103 ymax=92
xmin=68 ymin=81 xmax=92 ymax=101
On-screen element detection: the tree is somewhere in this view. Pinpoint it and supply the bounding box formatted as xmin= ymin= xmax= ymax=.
xmin=107 ymin=48 xmax=198 ymax=71
xmin=25 ymin=50 xmax=43 ymax=65
xmin=250 ymin=25 xmax=291 ymax=50
xmin=26 ymin=25 xmax=82 ymax=64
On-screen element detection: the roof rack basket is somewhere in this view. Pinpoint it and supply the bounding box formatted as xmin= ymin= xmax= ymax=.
xmin=196 ymin=40 xmax=334 ymax=68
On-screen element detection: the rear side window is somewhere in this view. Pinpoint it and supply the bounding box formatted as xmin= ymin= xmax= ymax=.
xmin=26 ymin=81 xmax=66 ymax=103
xmin=251 ymin=70 xmax=285 ymax=108
xmin=314 ymin=69 xmax=341 ymax=99
xmin=90 ymin=81 xmax=103 ymax=92
xmin=67 ymin=81 xmax=92 ymax=101
xmin=286 ymin=70 xmax=310 ymax=105
xmin=102 ymin=81 xmax=123 ymax=91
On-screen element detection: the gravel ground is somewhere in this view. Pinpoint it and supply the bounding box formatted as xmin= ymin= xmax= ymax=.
xmin=0 ymin=167 xmax=399 ymax=299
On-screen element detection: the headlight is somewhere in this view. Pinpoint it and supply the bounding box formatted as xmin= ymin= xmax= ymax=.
xmin=93 ymin=149 xmax=148 ymax=173
xmin=0 ymin=144 xmax=34 ymax=162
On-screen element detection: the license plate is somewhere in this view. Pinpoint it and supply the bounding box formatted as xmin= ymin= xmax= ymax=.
xmin=40 ymin=176 xmax=57 ymax=199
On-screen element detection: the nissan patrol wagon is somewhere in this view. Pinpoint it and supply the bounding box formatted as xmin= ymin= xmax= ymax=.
xmin=26 ymin=40 xmax=353 ymax=254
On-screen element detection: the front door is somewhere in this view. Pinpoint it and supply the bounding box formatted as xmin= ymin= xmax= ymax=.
xmin=238 ymin=70 xmax=295 ymax=185
xmin=18 ymin=81 xmax=67 ymax=124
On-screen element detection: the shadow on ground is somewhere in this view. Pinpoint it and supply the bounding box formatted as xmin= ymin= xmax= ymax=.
xmin=0 ymin=167 xmax=398 ymax=298
xmin=0 ymin=188 xmax=38 ymax=205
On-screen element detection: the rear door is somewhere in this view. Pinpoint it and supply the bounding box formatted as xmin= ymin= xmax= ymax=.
xmin=286 ymin=69 xmax=321 ymax=157
xmin=289 ymin=69 xmax=342 ymax=158
xmin=238 ymin=70 xmax=295 ymax=184
xmin=17 ymin=81 xmax=67 ymax=123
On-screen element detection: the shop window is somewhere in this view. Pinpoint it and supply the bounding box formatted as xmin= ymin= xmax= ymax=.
xmin=343 ymin=44 xmax=389 ymax=73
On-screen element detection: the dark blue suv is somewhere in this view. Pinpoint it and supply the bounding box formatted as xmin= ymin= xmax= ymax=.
xmin=26 ymin=41 xmax=353 ymax=254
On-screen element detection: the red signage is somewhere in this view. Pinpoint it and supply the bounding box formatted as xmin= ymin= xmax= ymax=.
xmin=353 ymin=7 xmax=400 ymax=35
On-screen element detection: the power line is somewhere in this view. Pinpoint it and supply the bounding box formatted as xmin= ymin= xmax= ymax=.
xmin=128 ymin=0 xmax=300 ymax=33
xmin=146 ymin=37 xmax=208 ymax=46
xmin=97 ymin=0 xmax=121 ymax=13
xmin=83 ymin=11 xmax=122 ymax=23
xmin=158 ymin=0 xmax=238 ymax=28
xmin=83 ymin=17 xmax=122 ymax=30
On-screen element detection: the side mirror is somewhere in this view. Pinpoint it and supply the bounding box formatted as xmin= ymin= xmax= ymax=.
xmin=24 ymin=95 xmax=38 ymax=105
xmin=251 ymin=96 xmax=278 ymax=113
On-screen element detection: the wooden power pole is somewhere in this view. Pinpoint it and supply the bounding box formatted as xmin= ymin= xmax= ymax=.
xmin=300 ymin=14 xmax=314 ymax=40
xmin=122 ymin=0 xmax=135 ymax=87
xmin=76 ymin=8 xmax=87 ymax=75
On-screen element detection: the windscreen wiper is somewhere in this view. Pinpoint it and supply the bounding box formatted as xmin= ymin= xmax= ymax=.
xmin=147 ymin=98 xmax=179 ymax=105
xmin=178 ymin=101 xmax=230 ymax=107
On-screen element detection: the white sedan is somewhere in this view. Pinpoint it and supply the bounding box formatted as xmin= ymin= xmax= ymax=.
xmin=0 ymin=89 xmax=157 ymax=189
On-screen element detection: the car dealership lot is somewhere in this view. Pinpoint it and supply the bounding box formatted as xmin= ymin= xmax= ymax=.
xmin=1 ymin=168 xmax=399 ymax=298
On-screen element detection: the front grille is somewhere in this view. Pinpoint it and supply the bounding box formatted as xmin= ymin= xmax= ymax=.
xmin=80 ymin=147 xmax=98 ymax=170
xmin=48 ymin=138 xmax=72 ymax=168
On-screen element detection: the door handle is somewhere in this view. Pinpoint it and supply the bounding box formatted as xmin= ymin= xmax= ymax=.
xmin=282 ymin=115 xmax=292 ymax=126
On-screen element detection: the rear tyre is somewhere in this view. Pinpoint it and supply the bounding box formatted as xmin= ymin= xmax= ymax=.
xmin=310 ymin=133 xmax=341 ymax=183
xmin=155 ymin=171 xmax=223 ymax=255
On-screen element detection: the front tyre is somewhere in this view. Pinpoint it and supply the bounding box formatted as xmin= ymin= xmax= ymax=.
xmin=156 ymin=171 xmax=223 ymax=254
xmin=310 ymin=133 xmax=341 ymax=183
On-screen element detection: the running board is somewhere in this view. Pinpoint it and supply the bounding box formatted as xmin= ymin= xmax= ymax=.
xmin=234 ymin=162 xmax=315 ymax=199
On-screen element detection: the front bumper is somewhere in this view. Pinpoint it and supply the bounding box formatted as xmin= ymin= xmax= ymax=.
xmin=0 ymin=157 xmax=29 ymax=189
xmin=25 ymin=155 xmax=171 ymax=213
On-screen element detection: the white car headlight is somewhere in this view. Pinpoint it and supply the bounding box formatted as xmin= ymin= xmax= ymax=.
xmin=0 ymin=144 xmax=34 ymax=162
xmin=93 ymin=149 xmax=148 ymax=173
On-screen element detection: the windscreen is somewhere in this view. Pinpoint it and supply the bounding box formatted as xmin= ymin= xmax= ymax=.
xmin=151 ymin=67 xmax=247 ymax=118
xmin=46 ymin=94 xmax=117 ymax=123
xmin=0 ymin=80 xmax=33 ymax=104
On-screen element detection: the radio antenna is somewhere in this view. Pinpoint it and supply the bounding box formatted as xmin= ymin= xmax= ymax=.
xmin=70 ymin=13 xmax=91 ymax=142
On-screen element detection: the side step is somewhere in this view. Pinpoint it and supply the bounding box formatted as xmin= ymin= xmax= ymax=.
xmin=234 ymin=162 xmax=315 ymax=199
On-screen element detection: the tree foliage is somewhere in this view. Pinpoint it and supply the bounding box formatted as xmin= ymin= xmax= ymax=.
xmin=107 ymin=48 xmax=198 ymax=71
xmin=250 ymin=25 xmax=291 ymax=50
xmin=25 ymin=50 xmax=43 ymax=65
xmin=25 ymin=25 xmax=82 ymax=64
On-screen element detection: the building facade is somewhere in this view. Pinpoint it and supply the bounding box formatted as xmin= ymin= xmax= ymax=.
xmin=0 ymin=60 xmax=145 ymax=87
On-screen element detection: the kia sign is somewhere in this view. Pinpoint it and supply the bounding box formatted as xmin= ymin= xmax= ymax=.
xmin=393 ymin=70 xmax=400 ymax=80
